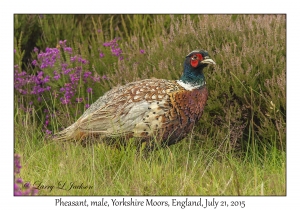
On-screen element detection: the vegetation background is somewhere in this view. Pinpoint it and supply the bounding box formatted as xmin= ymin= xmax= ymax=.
xmin=14 ymin=14 xmax=286 ymax=195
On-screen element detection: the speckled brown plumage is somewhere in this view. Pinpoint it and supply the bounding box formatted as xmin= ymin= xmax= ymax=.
xmin=53 ymin=49 xmax=215 ymax=146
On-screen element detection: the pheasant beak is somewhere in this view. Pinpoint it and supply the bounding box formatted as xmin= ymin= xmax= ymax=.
xmin=200 ymin=57 xmax=216 ymax=65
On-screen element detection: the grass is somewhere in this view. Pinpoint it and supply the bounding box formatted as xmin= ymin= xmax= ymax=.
xmin=15 ymin=123 xmax=285 ymax=195
xmin=14 ymin=14 xmax=286 ymax=195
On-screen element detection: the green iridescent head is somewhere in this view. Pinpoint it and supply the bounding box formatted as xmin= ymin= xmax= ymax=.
xmin=179 ymin=49 xmax=216 ymax=87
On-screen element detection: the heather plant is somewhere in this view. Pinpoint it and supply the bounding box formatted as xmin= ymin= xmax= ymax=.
xmin=14 ymin=154 xmax=38 ymax=196
xmin=14 ymin=14 xmax=286 ymax=195
xmin=14 ymin=38 xmax=125 ymax=134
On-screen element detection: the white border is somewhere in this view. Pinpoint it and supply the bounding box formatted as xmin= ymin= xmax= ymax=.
xmin=1 ymin=0 xmax=298 ymax=209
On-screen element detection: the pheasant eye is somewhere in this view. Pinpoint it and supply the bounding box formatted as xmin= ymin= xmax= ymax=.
xmin=191 ymin=55 xmax=198 ymax=60
xmin=191 ymin=54 xmax=203 ymax=61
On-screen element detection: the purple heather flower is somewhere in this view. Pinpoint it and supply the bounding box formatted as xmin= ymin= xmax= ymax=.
xmin=14 ymin=49 xmax=16 ymax=54
xmin=99 ymin=52 xmax=104 ymax=58
xmin=40 ymin=63 xmax=47 ymax=69
xmin=14 ymin=154 xmax=39 ymax=194
xmin=19 ymin=71 xmax=26 ymax=76
xmin=85 ymin=104 xmax=90 ymax=109
xmin=70 ymin=56 xmax=78 ymax=63
xmin=71 ymin=56 xmax=89 ymax=64
xmin=92 ymin=75 xmax=100 ymax=82
xmin=60 ymin=97 xmax=70 ymax=105
xmin=32 ymin=60 xmax=38 ymax=66
xmin=14 ymin=192 xmax=22 ymax=196
xmin=18 ymin=89 xmax=27 ymax=94
xmin=87 ymin=87 xmax=93 ymax=93
xmin=70 ymin=56 xmax=76 ymax=62
xmin=76 ymin=97 xmax=83 ymax=103
xmin=81 ymin=59 xmax=88 ymax=64
xmin=37 ymin=47 xmax=60 ymax=69
xmin=59 ymin=40 xmax=67 ymax=47
xmin=53 ymin=71 xmax=61 ymax=80
xmin=61 ymin=63 xmax=68 ymax=68
xmin=70 ymin=73 xmax=80 ymax=84
xmin=16 ymin=178 xmax=23 ymax=184
xmin=140 ymin=49 xmax=145 ymax=54
xmin=31 ymin=86 xmax=42 ymax=95
xmin=102 ymin=75 xmax=108 ymax=80
xmin=24 ymin=182 xmax=30 ymax=188
xmin=14 ymin=154 xmax=22 ymax=174
xmin=63 ymin=47 xmax=72 ymax=54
xmin=62 ymin=68 xmax=72 ymax=74
xmin=45 ymin=129 xmax=52 ymax=135
xmin=32 ymin=188 xmax=39 ymax=195
xmin=111 ymin=47 xmax=122 ymax=56
xmin=97 ymin=29 xmax=101 ymax=33
xmin=75 ymin=66 xmax=82 ymax=73
xmin=53 ymin=74 xmax=60 ymax=80
xmin=43 ymin=75 xmax=50 ymax=83
xmin=33 ymin=47 xmax=39 ymax=53
xmin=37 ymin=71 xmax=43 ymax=77
xmin=102 ymin=38 xmax=124 ymax=59
xmin=103 ymin=42 xmax=112 ymax=47
xmin=83 ymin=71 xmax=92 ymax=79
xmin=14 ymin=183 xmax=20 ymax=191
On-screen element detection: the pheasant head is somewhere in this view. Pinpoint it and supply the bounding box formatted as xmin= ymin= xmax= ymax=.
xmin=178 ymin=49 xmax=215 ymax=89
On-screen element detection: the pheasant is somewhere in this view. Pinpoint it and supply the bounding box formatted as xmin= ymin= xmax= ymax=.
xmin=53 ymin=50 xmax=215 ymax=146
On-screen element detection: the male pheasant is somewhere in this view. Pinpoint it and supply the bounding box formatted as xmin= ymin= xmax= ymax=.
xmin=53 ymin=50 xmax=215 ymax=146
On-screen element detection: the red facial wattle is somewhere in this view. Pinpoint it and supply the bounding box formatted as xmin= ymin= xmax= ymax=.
xmin=190 ymin=53 xmax=203 ymax=68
